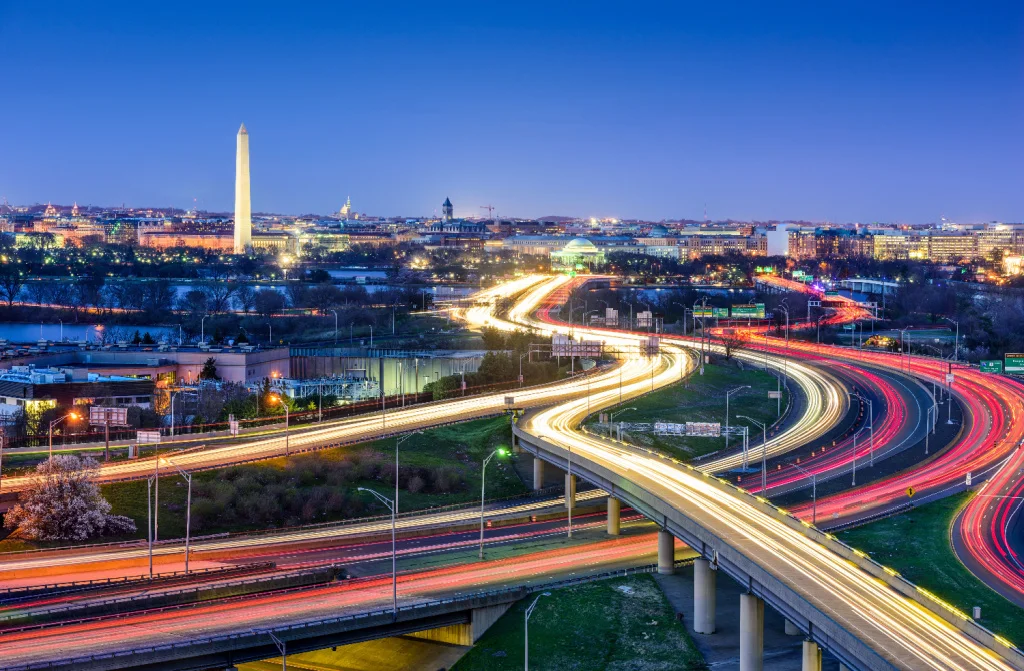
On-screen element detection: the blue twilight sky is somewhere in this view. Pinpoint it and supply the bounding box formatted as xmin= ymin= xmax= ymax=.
xmin=1 ymin=1 xmax=1021 ymax=224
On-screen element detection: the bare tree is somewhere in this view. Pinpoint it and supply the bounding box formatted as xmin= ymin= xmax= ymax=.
xmin=201 ymin=280 xmax=238 ymax=314
xmin=234 ymin=284 xmax=257 ymax=314
xmin=0 ymin=266 xmax=26 ymax=307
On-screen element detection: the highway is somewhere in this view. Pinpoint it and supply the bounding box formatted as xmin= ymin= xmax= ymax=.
xmin=751 ymin=277 xmax=1024 ymax=606
xmin=0 ymin=273 xmax=1018 ymax=670
xmin=499 ymin=275 xmax=1018 ymax=670
xmin=0 ymin=530 xmax=667 ymax=669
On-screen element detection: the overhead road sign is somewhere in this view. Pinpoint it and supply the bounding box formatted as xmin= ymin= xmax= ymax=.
xmin=731 ymin=304 xmax=766 ymax=319
xmin=980 ymin=360 xmax=1003 ymax=374
xmin=1005 ymin=354 xmax=1024 ymax=374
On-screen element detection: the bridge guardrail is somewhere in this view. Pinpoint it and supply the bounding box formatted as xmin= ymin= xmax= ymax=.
xmin=520 ymin=425 xmax=1024 ymax=669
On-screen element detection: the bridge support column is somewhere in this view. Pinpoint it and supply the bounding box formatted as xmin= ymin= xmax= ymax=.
xmin=801 ymin=639 xmax=822 ymax=671
xmin=785 ymin=619 xmax=801 ymax=635
xmin=739 ymin=593 xmax=764 ymax=671
xmin=564 ymin=474 xmax=576 ymax=509
xmin=693 ymin=558 xmax=716 ymax=634
xmin=607 ymin=497 xmax=621 ymax=535
xmin=838 ymin=665 xmax=851 ymax=671
xmin=657 ymin=530 xmax=675 ymax=575
xmin=533 ymin=458 xmax=545 ymax=490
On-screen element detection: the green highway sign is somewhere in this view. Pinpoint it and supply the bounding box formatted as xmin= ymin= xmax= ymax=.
xmin=693 ymin=308 xmax=714 ymax=318
xmin=980 ymin=360 xmax=1003 ymax=374
xmin=1005 ymin=354 xmax=1024 ymax=374
xmin=713 ymin=307 xmax=729 ymax=318
xmin=731 ymin=304 xmax=766 ymax=319
xmin=825 ymin=290 xmax=839 ymax=297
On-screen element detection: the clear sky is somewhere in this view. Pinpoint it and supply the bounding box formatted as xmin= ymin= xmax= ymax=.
xmin=1 ymin=1 xmax=1021 ymax=223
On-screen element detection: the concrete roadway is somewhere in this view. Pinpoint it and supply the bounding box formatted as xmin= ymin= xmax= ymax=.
xmin=0 ymin=524 xmax=677 ymax=670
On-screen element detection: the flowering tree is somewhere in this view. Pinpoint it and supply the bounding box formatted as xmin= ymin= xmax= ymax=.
xmin=3 ymin=455 xmax=136 ymax=541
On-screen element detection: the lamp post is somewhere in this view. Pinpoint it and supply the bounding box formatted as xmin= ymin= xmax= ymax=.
xmin=851 ymin=428 xmax=868 ymax=486
xmin=479 ymin=447 xmax=509 ymax=559
xmin=848 ymin=391 xmax=874 ymax=466
xmin=269 ymin=395 xmax=290 ymax=456
xmin=609 ymin=407 xmax=635 ymax=438
xmin=524 ymin=592 xmax=552 ymax=671
xmin=357 ymin=487 xmax=397 ymax=618
xmin=200 ymin=315 xmax=209 ymax=345
xmin=146 ymin=476 xmax=154 ymax=579
xmin=943 ymin=317 xmax=960 ymax=362
xmin=725 ymin=386 xmax=751 ymax=446
xmin=158 ymin=456 xmax=192 ymax=574
xmin=899 ymin=328 xmax=911 ymax=372
xmin=395 ymin=430 xmax=422 ymax=541
xmin=48 ymin=412 xmax=80 ymax=460
xmin=788 ymin=461 xmax=817 ymax=525
xmin=778 ymin=302 xmax=790 ymax=346
xmin=671 ymin=301 xmax=687 ymax=334
xmin=567 ymin=441 xmax=574 ymax=538
xmin=261 ymin=630 xmax=287 ymax=671
xmin=519 ymin=353 xmax=528 ymax=387
xmin=737 ymin=415 xmax=767 ymax=493
xmin=330 ymin=309 xmax=339 ymax=343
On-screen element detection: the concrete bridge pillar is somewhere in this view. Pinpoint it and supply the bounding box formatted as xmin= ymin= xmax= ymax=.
xmin=784 ymin=619 xmax=801 ymax=635
xmin=657 ymin=530 xmax=675 ymax=575
xmin=693 ymin=558 xmax=716 ymax=634
xmin=533 ymin=458 xmax=545 ymax=490
xmin=739 ymin=593 xmax=764 ymax=671
xmin=564 ymin=474 xmax=576 ymax=509
xmin=801 ymin=639 xmax=822 ymax=671
xmin=607 ymin=497 xmax=621 ymax=535
xmin=410 ymin=602 xmax=512 ymax=646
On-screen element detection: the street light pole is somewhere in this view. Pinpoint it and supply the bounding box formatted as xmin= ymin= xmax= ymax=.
xmin=725 ymin=386 xmax=751 ymax=446
xmin=848 ymin=392 xmax=874 ymax=466
xmin=738 ymin=415 xmax=767 ymax=493
xmin=358 ymin=487 xmax=397 ymax=618
xmin=609 ymin=407 xmax=635 ymax=437
xmin=788 ymin=461 xmax=817 ymax=526
xmin=943 ymin=317 xmax=960 ymax=362
xmin=268 ymin=394 xmax=290 ymax=456
xmin=200 ymin=315 xmax=208 ymax=345
xmin=479 ymin=448 xmax=508 ymax=559
xmin=159 ymin=457 xmax=192 ymax=574
xmin=524 ymin=592 xmax=551 ymax=671
xmin=330 ymin=309 xmax=338 ymax=343
xmin=48 ymin=412 xmax=79 ymax=460
xmin=146 ymin=476 xmax=154 ymax=579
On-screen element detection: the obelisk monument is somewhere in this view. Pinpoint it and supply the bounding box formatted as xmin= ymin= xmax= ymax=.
xmin=233 ymin=123 xmax=252 ymax=253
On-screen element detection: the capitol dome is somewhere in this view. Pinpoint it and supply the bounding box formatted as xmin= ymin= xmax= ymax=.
xmin=648 ymin=225 xmax=669 ymax=237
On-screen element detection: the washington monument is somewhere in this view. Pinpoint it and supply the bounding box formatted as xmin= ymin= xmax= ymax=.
xmin=233 ymin=123 xmax=252 ymax=253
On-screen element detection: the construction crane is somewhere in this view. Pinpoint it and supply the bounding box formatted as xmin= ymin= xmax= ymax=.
xmin=479 ymin=205 xmax=496 ymax=219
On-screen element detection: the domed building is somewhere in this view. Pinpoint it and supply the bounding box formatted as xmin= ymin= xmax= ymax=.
xmin=550 ymin=237 xmax=605 ymax=271
xmin=648 ymin=224 xmax=669 ymax=237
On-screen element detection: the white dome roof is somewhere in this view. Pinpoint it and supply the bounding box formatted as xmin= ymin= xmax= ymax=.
xmin=563 ymin=238 xmax=599 ymax=252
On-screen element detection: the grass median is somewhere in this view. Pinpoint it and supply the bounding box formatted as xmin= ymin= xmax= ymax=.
xmin=451 ymin=574 xmax=707 ymax=671
xmin=588 ymin=361 xmax=785 ymax=461
xmin=837 ymin=492 xmax=1024 ymax=644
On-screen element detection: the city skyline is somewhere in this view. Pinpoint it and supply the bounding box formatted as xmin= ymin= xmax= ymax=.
xmin=1 ymin=2 xmax=1021 ymax=224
